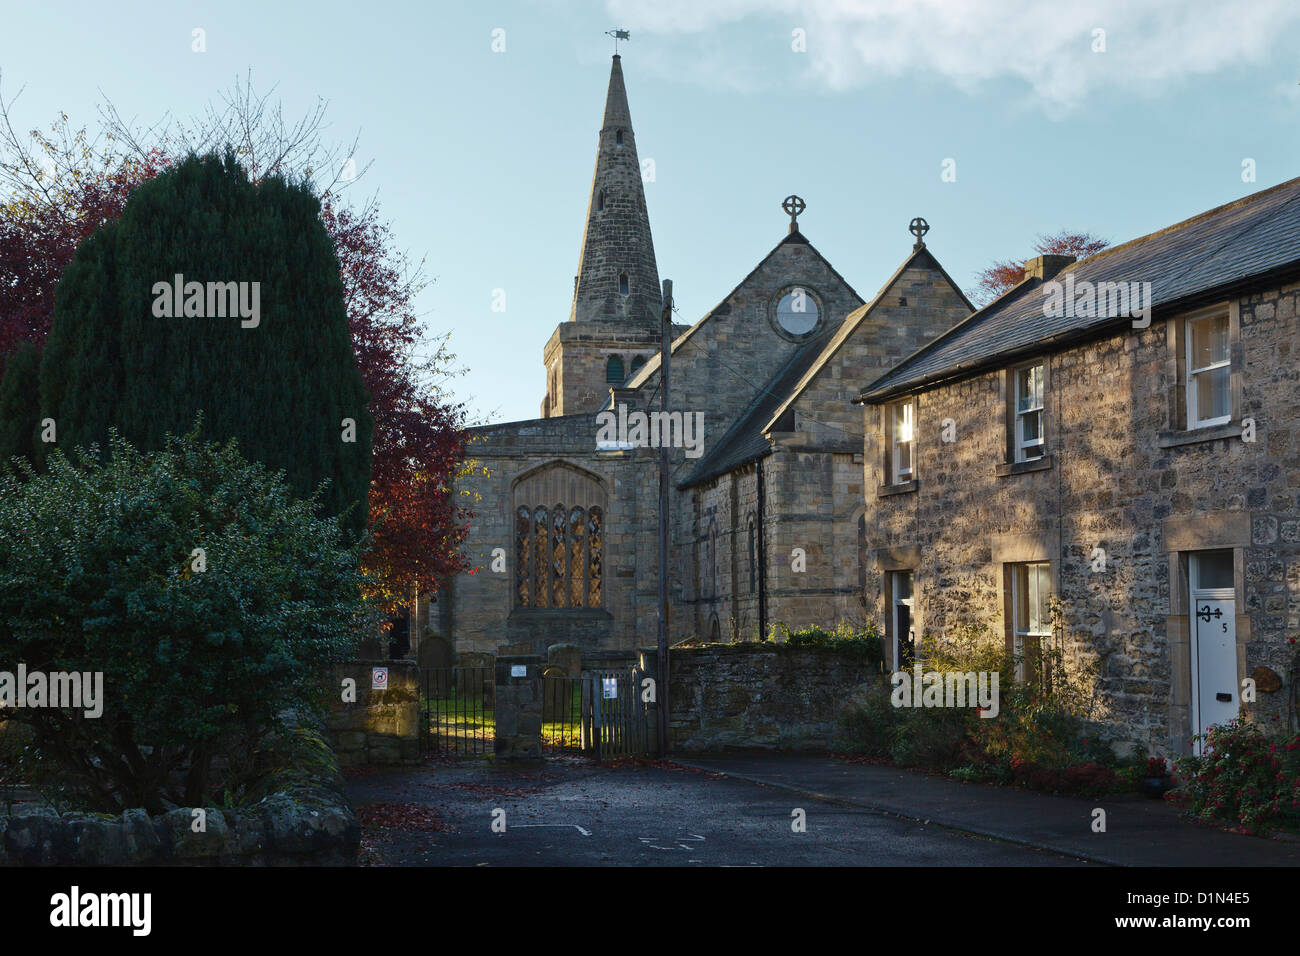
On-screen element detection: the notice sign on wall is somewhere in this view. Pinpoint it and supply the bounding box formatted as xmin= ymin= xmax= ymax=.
xmin=511 ymin=664 xmax=526 ymax=677
xmin=602 ymin=677 xmax=618 ymax=699
xmin=371 ymin=667 xmax=388 ymax=690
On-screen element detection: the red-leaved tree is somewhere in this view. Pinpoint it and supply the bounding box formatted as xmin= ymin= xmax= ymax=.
xmin=969 ymin=231 xmax=1110 ymax=307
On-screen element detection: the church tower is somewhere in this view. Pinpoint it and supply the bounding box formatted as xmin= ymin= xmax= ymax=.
xmin=542 ymin=55 xmax=664 ymax=417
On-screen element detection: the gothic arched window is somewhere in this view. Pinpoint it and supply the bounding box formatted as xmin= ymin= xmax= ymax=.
xmin=615 ymin=129 xmax=624 ymax=145
xmin=513 ymin=464 xmax=605 ymax=609
xmin=619 ymin=273 xmax=630 ymax=297
xmin=605 ymin=355 xmax=625 ymax=385
xmin=630 ymin=355 xmax=646 ymax=376
xmin=597 ymin=190 xmax=605 ymax=212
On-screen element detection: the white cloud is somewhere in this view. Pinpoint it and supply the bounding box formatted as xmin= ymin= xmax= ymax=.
xmin=604 ymin=0 xmax=1300 ymax=112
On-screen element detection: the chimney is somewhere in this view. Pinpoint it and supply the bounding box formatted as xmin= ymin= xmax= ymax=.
xmin=1022 ymin=254 xmax=1075 ymax=282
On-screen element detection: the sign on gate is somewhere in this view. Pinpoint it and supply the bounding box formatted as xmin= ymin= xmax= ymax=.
xmin=602 ymin=677 xmax=618 ymax=699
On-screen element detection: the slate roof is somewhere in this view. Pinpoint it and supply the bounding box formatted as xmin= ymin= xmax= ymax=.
xmin=679 ymin=326 xmax=835 ymax=487
xmin=860 ymin=175 xmax=1300 ymax=402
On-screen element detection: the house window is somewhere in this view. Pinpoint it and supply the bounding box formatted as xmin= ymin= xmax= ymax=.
xmin=1013 ymin=363 xmax=1045 ymax=461
xmin=1011 ymin=562 xmax=1052 ymax=681
xmin=619 ymin=273 xmax=630 ymax=297
xmin=605 ymin=355 xmax=625 ymax=385
xmin=890 ymin=400 xmax=915 ymax=484
xmin=890 ymin=570 xmax=915 ymax=670
xmin=1187 ymin=312 xmax=1230 ymax=428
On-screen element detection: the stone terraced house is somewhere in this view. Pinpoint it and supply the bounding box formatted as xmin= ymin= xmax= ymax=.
xmin=425 ymin=55 xmax=971 ymax=666
xmin=857 ymin=177 xmax=1300 ymax=756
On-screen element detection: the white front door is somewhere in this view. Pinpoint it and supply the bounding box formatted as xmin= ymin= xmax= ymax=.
xmin=1191 ymin=593 xmax=1237 ymax=754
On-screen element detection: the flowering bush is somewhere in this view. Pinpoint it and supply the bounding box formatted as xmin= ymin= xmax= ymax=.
xmin=1169 ymin=719 xmax=1300 ymax=835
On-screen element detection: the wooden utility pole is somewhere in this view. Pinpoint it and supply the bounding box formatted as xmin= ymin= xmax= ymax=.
xmin=656 ymin=279 xmax=672 ymax=756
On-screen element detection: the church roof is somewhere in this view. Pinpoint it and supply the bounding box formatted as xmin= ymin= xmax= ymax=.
xmin=860 ymin=174 xmax=1300 ymax=403
xmin=679 ymin=324 xmax=835 ymax=487
xmin=680 ymin=241 xmax=969 ymax=488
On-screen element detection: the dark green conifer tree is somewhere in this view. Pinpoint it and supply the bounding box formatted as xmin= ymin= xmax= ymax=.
xmin=0 ymin=341 xmax=42 ymax=462
xmin=36 ymin=153 xmax=372 ymax=538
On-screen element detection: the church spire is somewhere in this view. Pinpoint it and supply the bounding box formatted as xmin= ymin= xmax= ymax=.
xmin=569 ymin=54 xmax=661 ymax=327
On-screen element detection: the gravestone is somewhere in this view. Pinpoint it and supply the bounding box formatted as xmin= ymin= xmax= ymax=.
xmin=457 ymin=651 xmax=496 ymax=707
xmin=547 ymin=642 xmax=583 ymax=678
xmin=542 ymin=666 xmax=570 ymax=722
xmin=418 ymin=632 xmax=454 ymax=696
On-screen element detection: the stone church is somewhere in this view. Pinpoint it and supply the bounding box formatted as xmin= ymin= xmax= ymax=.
xmin=428 ymin=55 xmax=972 ymax=663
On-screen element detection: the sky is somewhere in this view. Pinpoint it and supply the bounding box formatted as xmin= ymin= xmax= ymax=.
xmin=4 ymin=0 xmax=1300 ymax=424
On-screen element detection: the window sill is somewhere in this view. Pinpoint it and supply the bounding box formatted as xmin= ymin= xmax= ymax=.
xmin=1158 ymin=422 xmax=1239 ymax=449
xmin=995 ymin=455 xmax=1054 ymax=477
xmin=877 ymin=479 xmax=918 ymax=498
xmin=509 ymin=607 xmax=611 ymax=620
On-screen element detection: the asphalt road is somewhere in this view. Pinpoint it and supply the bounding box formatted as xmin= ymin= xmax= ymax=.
xmin=345 ymin=756 xmax=1094 ymax=866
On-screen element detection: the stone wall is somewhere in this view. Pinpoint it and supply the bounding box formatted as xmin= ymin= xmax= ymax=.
xmin=666 ymin=643 xmax=880 ymax=751
xmin=865 ymin=282 xmax=1300 ymax=756
xmin=326 ymin=660 xmax=420 ymax=767
xmin=0 ymin=723 xmax=358 ymax=866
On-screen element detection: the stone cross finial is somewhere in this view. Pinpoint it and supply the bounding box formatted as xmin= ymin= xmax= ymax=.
xmin=783 ymin=195 xmax=806 ymax=234
xmin=909 ymin=216 xmax=930 ymax=250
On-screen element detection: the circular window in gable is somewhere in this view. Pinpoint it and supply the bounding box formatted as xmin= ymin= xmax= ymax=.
xmin=772 ymin=286 xmax=822 ymax=341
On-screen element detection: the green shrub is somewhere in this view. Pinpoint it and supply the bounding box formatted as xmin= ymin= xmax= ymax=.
xmin=778 ymin=621 xmax=885 ymax=669
xmin=0 ymin=427 xmax=376 ymax=813
xmin=839 ymin=609 xmax=1123 ymax=795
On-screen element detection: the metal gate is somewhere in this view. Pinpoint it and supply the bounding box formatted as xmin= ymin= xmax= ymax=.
xmin=541 ymin=667 xmax=651 ymax=759
xmin=541 ymin=672 xmax=591 ymax=754
xmin=422 ymin=664 xmax=650 ymax=760
xmin=421 ymin=666 xmax=494 ymax=755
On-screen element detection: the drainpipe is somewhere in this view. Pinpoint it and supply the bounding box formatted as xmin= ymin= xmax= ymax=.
xmin=756 ymin=454 xmax=767 ymax=642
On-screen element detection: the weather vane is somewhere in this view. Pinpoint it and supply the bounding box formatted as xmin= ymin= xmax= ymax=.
xmin=606 ymin=29 xmax=630 ymax=54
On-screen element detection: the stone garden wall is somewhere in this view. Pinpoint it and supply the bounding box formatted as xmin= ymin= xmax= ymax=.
xmin=0 ymin=722 xmax=359 ymax=866
xmin=666 ymin=643 xmax=881 ymax=751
